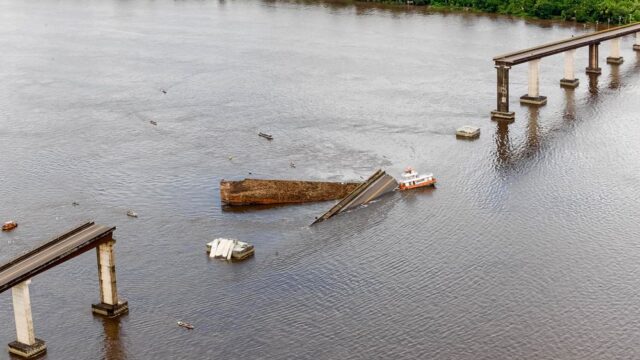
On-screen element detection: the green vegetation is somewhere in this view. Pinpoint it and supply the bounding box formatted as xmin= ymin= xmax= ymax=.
xmin=400 ymin=0 xmax=640 ymax=23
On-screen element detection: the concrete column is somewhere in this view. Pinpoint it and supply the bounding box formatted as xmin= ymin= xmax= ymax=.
xmin=528 ymin=60 xmax=540 ymax=97
xmin=92 ymin=240 xmax=128 ymax=317
xmin=491 ymin=65 xmax=515 ymax=122
xmin=8 ymin=280 xmax=47 ymax=359
xmin=520 ymin=59 xmax=547 ymax=105
xmin=607 ymin=37 xmax=624 ymax=64
xmin=586 ymin=43 xmax=602 ymax=74
xmin=560 ymin=49 xmax=579 ymax=88
xmin=634 ymin=33 xmax=640 ymax=51
xmin=13 ymin=281 xmax=35 ymax=345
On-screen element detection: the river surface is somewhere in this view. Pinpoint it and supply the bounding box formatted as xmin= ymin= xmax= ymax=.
xmin=2 ymin=1 xmax=640 ymax=359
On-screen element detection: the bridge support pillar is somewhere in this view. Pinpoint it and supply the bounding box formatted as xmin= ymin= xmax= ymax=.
xmin=586 ymin=43 xmax=602 ymax=75
xmin=560 ymin=49 xmax=579 ymax=88
xmin=607 ymin=37 xmax=624 ymax=64
xmin=92 ymin=239 xmax=128 ymax=317
xmin=491 ymin=65 xmax=515 ymax=122
xmin=520 ymin=59 xmax=547 ymax=105
xmin=8 ymin=280 xmax=47 ymax=359
xmin=634 ymin=33 xmax=640 ymax=51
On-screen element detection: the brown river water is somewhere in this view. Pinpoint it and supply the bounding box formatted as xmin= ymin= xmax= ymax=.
xmin=2 ymin=0 xmax=640 ymax=359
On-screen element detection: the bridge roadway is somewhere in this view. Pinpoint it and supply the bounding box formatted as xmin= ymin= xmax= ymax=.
xmin=0 ymin=222 xmax=115 ymax=294
xmin=494 ymin=22 xmax=640 ymax=66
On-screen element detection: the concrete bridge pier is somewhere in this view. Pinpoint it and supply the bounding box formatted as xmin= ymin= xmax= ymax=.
xmin=586 ymin=43 xmax=602 ymax=74
xmin=560 ymin=49 xmax=580 ymax=88
xmin=491 ymin=65 xmax=515 ymax=122
xmin=520 ymin=59 xmax=547 ymax=105
xmin=91 ymin=240 xmax=128 ymax=317
xmin=607 ymin=37 xmax=624 ymax=64
xmin=8 ymin=280 xmax=47 ymax=359
xmin=634 ymin=33 xmax=640 ymax=51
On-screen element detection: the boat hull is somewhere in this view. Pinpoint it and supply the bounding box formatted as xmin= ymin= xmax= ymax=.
xmin=398 ymin=178 xmax=436 ymax=191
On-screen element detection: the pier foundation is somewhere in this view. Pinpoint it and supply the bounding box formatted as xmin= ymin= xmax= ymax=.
xmin=92 ymin=240 xmax=128 ymax=317
xmin=606 ymin=37 xmax=624 ymax=64
xmin=586 ymin=43 xmax=602 ymax=74
xmin=634 ymin=33 xmax=640 ymax=51
xmin=491 ymin=65 xmax=515 ymax=122
xmin=8 ymin=280 xmax=47 ymax=359
xmin=560 ymin=49 xmax=579 ymax=88
xmin=520 ymin=59 xmax=547 ymax=105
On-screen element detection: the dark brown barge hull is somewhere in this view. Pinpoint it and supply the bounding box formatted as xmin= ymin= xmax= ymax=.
xmin=220 ymin=179 xmax=361 ymax=206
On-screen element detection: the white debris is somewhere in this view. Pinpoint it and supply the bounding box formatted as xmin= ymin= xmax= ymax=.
xmin=456 ymin=125 xmax=480 ymax=138
xmin=207 ymin=238 xmax=255 ymax=261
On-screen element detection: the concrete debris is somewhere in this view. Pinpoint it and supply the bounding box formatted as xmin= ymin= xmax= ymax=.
xmin=456 ymin=125 xmax=480 ymax=139
xmin=220 ymin=179 xmax=361 ymax=206
xmin=312 ymin=169 xmax=398 ymax=225
xmin=207 ymin=238 xmax=254 ymax=261
xmin=126 ymin=210 xmax=138 ymax=218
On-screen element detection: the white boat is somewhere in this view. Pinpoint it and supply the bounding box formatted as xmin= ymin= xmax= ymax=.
xmin=398 ymin=167 xmax=436 ymax=191
xmin=206 ymin=238 xmax=255 ymax=261
xmin=456 ymin=125 xmax=480 ymax=138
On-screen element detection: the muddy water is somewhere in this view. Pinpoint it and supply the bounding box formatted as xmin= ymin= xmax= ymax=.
xmin=2 ymin=0 xmax=640 ymax=359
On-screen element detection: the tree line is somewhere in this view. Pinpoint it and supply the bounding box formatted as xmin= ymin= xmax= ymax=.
xmin=405 ymin=0 xmax=640 ymax=23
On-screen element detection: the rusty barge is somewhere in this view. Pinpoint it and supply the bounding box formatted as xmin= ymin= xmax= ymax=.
xmin=220 ymin=179 xmax=361 ymax=206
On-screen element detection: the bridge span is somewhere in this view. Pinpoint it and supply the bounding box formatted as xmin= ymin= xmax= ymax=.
xmin=491 ymin=23 xmax=640 ymax=122
xmin=0 ymin=221 xmax=127 ymax=359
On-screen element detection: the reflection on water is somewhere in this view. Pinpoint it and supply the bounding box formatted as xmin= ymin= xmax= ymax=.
xmin=524 ymin=107 xmax=541 ymax=157
xmin=588 ymin=72 xmax=600 ymax=94
xmin=562 ymin=89 xmax=576 ymax=121
xmin=609 ymin=64 xmax=621 ymax=89
xmin=99 ymin=316 xmax=125 ymax=360
xmin=494 ymin=121 xmax=512 ymax=168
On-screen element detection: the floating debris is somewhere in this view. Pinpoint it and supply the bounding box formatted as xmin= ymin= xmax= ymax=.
xmin=258 ymin=132 xmax=273 ymax=141
xmin=398 ymin=166 xmax=436 ymax=191
xmin=228 ymin=156 xmax=233 ymax=161
xmin=289 ymin=162 xmax=296 ymax=168
xmin=220 ymin=179 xmax=360 ymax=206
xmin=72 ymin=201 xmax=80 ymax=206
xmin=2 ymin=221 xmax=18 ymax=231
xmin=126 ymin=210 xmax=138 ymax=218
xmin=207 ymin=238 xmax=255 ymax=261
xmin=150 ymin=120 xmax=157 ymax=126
xmin=456 ymin=125 xmax=480 ymax=139
xmin=161 ymin=89 xmax=167 ymax=94
xmin=177 ymin=321 xmax=194 ymax=330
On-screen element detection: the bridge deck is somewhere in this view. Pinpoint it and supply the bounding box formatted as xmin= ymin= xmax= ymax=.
xmin=494 ymin=23 xmax=640 ymax=66
xmin=0 ymin=222 xmax=115 ymax=294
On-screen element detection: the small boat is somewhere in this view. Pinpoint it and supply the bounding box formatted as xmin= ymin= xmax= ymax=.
xmin=207 ymin=238 xmax=255 ymax=261
xmin=126 ymin=210 xmax=138 ymax=218
xmin=258 ymin=132 xmax=273 ymax=141
xmin=2 ymin=221 xmax=18 ymax=231
xmin=456 ymin=125 xmax=480 ymax=138
xmin=398 ymin=167 xmax=436 ymax=191
xmin=177 ymin=321 xmax=194 ymax=330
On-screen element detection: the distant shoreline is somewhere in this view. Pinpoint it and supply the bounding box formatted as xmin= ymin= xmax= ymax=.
xmin=297 ymin=0 xmax=638 ymax=25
